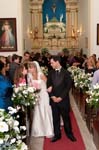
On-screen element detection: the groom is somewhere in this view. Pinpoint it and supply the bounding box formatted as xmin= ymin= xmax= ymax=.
xmin=47 ymin=55 xmax=76 ymax=142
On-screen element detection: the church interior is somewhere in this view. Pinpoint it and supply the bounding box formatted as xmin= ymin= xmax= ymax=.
xmin=0 ymin=0 xmax=99 ymax=150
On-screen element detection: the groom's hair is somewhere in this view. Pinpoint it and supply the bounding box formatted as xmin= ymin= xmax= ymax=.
xmin=51 ymin=55 xmax=61 ymax=63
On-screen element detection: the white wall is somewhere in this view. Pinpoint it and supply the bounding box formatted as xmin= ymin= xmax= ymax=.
xmin=78 ymin=0 xmax=89 ymax=55
xmin=78 ymin=0 xmax=99 ymax=58
xmin=0 ymin=0 xmax=23 ymax=57
xmin=89 ymin=0 xmax=99 ymax=58
xmin=22 ymin=0 xmax=32 ymax=52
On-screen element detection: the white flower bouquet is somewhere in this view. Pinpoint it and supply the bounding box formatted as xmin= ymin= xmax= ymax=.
xmin=86 ymin=83 xmax=99 ymax=108
xmin=68 ymin=66 xmax=82 ymax=79
xmin=0 ymin=107 xmax=27 ymax=150
xmin=12 ymin=84 xmax=40 ymax=108
xmin=74 ymin=70 xmax=92 ymax=92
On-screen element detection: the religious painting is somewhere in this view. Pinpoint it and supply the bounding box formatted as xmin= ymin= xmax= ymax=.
xmin=97 ymin=24 xmax=99 ymax=45
xmin=43 ymin=0 xmax=66 ymax=39
xmin=0 ymin=18 xmax=17 ymax=52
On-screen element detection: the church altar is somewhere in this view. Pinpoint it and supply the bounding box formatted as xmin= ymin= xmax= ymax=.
xmin=29 ymin=0 xmax=79 ymax=52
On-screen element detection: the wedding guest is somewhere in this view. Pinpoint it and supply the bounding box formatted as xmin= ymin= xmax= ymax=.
xmin=9 ymin=54 xmax=20 ymax=84
xmin=27 ymin=61 xmax=54 ymax=150
xmin=14 ymin=63 xmax=28 ymax=86
xmin=92 ymin=62 xmax=99 ymax=86
xmin=47 ymin=55 xmax=76 ymax=142
xmin=13 ymin=63 xmax=28 ymax=127
xmin=85 ymin=56 xmax=96 ymax=74
xmin=0 ymin=55 xmax=6 ymax=64
xmin=22 ymin=51 xmax=30 ymax=63
xmin=0 ymin=60 xmax=13 ymax=111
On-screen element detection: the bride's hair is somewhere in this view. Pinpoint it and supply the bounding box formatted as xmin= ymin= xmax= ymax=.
xmin=33 ymin=61 xmax=42 ymax=73
xmin=28 ymin=61 xmax=42 ymax=74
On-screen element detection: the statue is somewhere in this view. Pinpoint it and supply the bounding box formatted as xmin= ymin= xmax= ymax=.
xmin=51 ymin=3 xmax=56 ymax=13
xmin=60 ymin=14 xmax=63 ymax=22
xmin=46 ymin=14 xmax=49 ymax=22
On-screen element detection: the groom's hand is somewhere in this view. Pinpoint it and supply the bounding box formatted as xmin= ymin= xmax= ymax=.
xmin=51 ymin=96 xmax=57 ymax=102
xmin=51 ymin=96 xmax=62 ymax=103
xmin=56 ymin=97 xmax=62 ymax=102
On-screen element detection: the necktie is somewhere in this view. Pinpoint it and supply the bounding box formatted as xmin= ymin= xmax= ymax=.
xmin=55 ymin=70 xmax=59 ymax=77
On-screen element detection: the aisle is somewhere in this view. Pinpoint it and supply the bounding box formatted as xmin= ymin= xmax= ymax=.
xmin=44 ymin=110 xmax=85 ymax=150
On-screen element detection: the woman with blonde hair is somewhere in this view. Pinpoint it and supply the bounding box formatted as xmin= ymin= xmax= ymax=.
xmin=85 ymin=56 xmax=96 ymax=74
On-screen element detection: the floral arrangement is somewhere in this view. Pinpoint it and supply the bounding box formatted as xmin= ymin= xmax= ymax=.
xmin=0 ymin=107 xmax=27 ymax=150
xmin=41 ymin=66 xmax=48 ymax=76
xmin=68 ymin=66 xmax=92 ymax=92
xmin=86 ymin=83 xmax=99 ymax=108
xmin=12 ymin=84 xmax=40 ymax=108
xmin=67 ymin=66 xmax=82 ymax=79
xmin=74 ymin=70 xmax=92 ymax=92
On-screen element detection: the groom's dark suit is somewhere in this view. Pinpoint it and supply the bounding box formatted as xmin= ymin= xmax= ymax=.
xmin=47 ymin=67 xmax=74 ymax=139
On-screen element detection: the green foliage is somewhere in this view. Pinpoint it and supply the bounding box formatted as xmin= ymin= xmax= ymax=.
xmin=62 ymin=48 xmax=69 ymax=53
xmin=41 ymin=48 xmax=49 ymax=55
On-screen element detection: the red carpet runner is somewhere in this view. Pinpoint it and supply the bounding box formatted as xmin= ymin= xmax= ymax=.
xmin=44 ymin=110 xmax=85 ymax=150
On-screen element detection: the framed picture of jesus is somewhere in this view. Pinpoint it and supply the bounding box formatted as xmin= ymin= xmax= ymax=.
xmin=0 ymin=18 xmax=17 ymax=52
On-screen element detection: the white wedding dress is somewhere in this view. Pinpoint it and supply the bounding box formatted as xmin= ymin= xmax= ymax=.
xmin=28 ymin=72 xmax=54 ymax=138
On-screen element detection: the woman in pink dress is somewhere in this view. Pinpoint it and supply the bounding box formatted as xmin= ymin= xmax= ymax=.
xmin=14 ymin=63 xmax=28 ymax=86
xmin=13 ymin=63 xmax=28 ymax=127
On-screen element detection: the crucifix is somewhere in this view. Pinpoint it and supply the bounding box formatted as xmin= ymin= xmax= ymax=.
xmin=51 ymin=3 xmax=56 ymax=13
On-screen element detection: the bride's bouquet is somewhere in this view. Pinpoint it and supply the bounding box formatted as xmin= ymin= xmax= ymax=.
xmin=12 ymin=83 xmax=40 ymax=108
xmin=0 ymin=107 xmax=27 ymax=150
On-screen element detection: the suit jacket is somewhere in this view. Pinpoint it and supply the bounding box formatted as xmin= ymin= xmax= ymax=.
xmin=47 ymin=68 xmax=72 ymax=106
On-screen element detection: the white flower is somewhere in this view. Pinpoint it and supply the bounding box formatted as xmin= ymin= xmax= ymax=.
xmin=0 ymin=109 xmax=28 ymax=149
xmin=0 ymin=109 xmax=4 ymax=112
xmin=4 ymin=134 xmax=10 ymax=141
xmin=10 ymin=138 xmax=16 ymax=144
xmin=8 ymin=107 xmax=17 ymax=114
xmin=20 ymin=126 xmax=26 ymax=131
xmin=14 ymin=127 xmax=20 ymax=133
xmin=27 ymin=87 xmax=34 ymax=92
xmin=0 ymin=139 xmax=3 ymax=144
xmin=20 ymin=142 xmax=28 ymax=150
xmin=14 ymin=87 xmax=19 ymax=93
xmin=23 ymin=91 xmax=28 ymax=95
xmin=13 ymin=120 xmax=19 ymax=127
xmin=0 ymin=121 xmax=9 ymax=132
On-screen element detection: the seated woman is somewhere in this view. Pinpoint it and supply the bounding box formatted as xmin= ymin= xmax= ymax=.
xmin=0 ymin=60 xmax=13 ymax=111
xmin=92 ymin=62 xmax=99 ymax=86
xmin=85 ymin=56 xmax=96 ymax=74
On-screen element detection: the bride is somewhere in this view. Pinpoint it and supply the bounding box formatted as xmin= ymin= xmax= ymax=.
xmin=27 ymin=61 xmax=54 ymax=139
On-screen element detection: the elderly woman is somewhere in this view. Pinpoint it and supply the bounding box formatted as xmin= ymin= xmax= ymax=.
xmin=0 ymin=60 xmax=13 ymax=111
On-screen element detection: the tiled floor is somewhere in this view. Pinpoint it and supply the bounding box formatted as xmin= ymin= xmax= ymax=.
xmin=29 ymin=92 xmax=97 ymax=150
